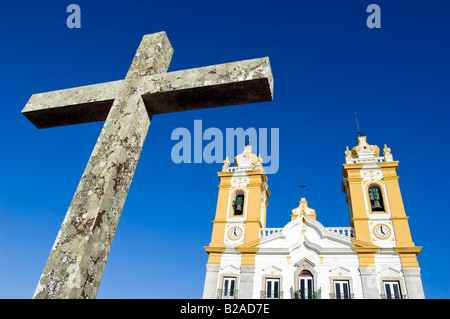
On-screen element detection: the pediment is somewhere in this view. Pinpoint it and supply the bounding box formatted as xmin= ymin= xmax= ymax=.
xmin=379 ymin=266 xmax=402 ymax=277
xmin=329 ymin=265 xmax=351 ymax=276
xmin=294 ymin=257 xmax=316 ymax=269
xmin=262 ymin=265 xmax=283 ymax=274
xmin=220 ymin=263 xmax=240 ymax=273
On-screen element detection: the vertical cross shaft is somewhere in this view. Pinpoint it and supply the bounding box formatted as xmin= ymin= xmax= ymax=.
xmin=33 ymin=33 xmax=173 ymax=299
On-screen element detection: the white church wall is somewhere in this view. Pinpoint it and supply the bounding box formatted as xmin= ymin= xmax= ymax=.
xmin=253 ymin=249 xmax=363 ymax=299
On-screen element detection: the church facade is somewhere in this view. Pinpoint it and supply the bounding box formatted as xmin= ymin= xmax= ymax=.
xmin=202 ymin=136 xmax=425 ymax=299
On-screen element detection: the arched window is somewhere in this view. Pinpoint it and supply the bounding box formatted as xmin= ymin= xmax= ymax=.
xmin=298 ymin=270 xmax=314 ymax=299
xmin=232 ymin=191 xmax=245 ymax=216
xmin=368 ymin=184 xmax=385 ymax=212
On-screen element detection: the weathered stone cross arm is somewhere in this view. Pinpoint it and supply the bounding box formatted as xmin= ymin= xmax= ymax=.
xmin=140 ymin=58 xmax=273 ymax=114
xmin=22 ymin=80 xmax=123 ymax=129
xmin=22 ymin=58 xmax=273 ymax=128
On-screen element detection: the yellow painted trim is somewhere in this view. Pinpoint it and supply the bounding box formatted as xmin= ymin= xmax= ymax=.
xmin=343 ymin=157 xmax=418 ymax=254
xmin=204 ymin=246 xmax=226 ymax=264
xmin=235 ymin=239 xmax=260 ymax=266
xmin=379 ymin=164 xmax=416 ymax=248
xmin=351 ymin=238 xmax=379 ymax=267
xmin=351 ymin=238 xmax=379 ymax=248
xmin=352 ymin=248 xmax=378 ymax=267
xmin=212 ymin=219 xmax=227 ymax=223
xmin=394 ymin=247 xmax=422 ymax=268
xmin=352 ymin=218 xmax=372 ymax=243
xmin=207 ymin=161 xmax=269 ymax=268
xmin=236 ymin=246 xmax=260 ymax=253
xmin=208 ymin=173 xmax=233 ymax=247
xmin=342 ymin=165 xmax=373 ymax=243
xmin=238 ymin=237 xmax=260 ymax=248
xmin=236 ymin=246 xmax=260 ymax=265
xmin=217 ymin=171 xmax=235 ymax=179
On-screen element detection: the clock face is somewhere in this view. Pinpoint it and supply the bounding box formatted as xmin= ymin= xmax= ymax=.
xmin=228 ymin=226 xmax=242 ymax=240
xmin=374 ymin=224 xmax=391 ymax=239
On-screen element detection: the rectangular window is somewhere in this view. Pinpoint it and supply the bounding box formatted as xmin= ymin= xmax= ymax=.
xmin=384 ymin=281 xmax=402 ymax=299
xmin=334 ymin=280 xmax=351 ymax=299
xmin=222 ymin=277 xmax=237 ymax=298
xmin=265 ymin=278 xmax=280 ymax=299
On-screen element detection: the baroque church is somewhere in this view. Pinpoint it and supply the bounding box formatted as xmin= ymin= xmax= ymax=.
xmin=202 ymin=136 xmax=425 ymax=299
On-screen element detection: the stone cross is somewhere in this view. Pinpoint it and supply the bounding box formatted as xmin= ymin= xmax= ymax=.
xmin=22 ymin=32 xmax=273 ymax=299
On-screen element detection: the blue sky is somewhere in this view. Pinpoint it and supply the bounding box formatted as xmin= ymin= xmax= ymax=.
xmin=0 ymin=0 xmax=449 ymax=298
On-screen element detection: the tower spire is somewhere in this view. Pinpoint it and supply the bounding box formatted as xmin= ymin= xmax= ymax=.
xmin=299 ymin=183 xmax=307 ymax=199
xmin=355 ymin=112 xmax=362 ymax=137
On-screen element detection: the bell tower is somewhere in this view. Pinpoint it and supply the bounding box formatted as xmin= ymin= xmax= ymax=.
xmin=203 ymin=144 xmax=270 ymax=299
xmin=342 ymin=136 xmax=424 ymax=298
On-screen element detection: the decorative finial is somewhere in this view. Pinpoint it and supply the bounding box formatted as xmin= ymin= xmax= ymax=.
xmin=345 ymin=146 xmax=353 ymax=163
xmin=255 ymin=154 xmax=263 ymax=169
xmin=383 ymin=144 xmax=393 ymax=162
xmin=345 ymin=146 xmax=351 ymax=157
xmin=222 ymin=156 xmax=230 ymax=171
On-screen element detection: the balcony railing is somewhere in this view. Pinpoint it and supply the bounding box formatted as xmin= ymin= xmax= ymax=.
xmin=290 ymin=288 xmax=321 ymax=299
xmin=260 ymin=228 xmax=283 ymax=237
xmin=346 ymin=156 xmax=386 ymax=164
xmin=330 ymin=293 xmax=354 ymax=299
xmin=261 ymin=227 xmax=354 ymax=238
xmin=217 ymin=289 xmax=238 ymax=299
xmin=380 ymin=294 xmax=407 ymax=299
xmin=260 ymin=290 xmax=283 ymax=299
xmin=326 ymin=227 xmax=354 ymax=238
xmin=224 ymin=165 xmax=257 ymax=173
